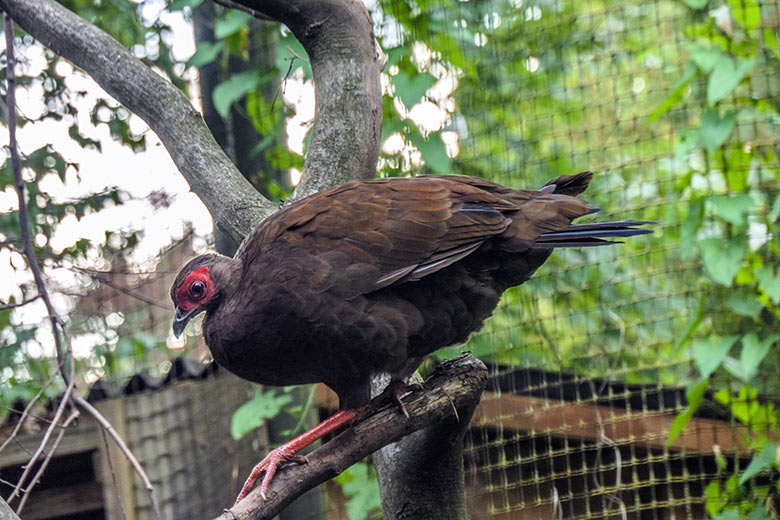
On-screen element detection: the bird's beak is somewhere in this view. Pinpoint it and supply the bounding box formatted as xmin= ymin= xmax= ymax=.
xmin=172 ymin=307 xmax=196 ymax=338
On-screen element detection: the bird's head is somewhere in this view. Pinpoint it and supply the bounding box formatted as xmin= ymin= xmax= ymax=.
xmin=170 ymin=254 xmax=234 ymax=338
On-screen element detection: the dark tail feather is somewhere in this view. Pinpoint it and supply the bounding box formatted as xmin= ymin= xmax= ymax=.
xmin=532 ymin=220 xmax=655 ymax=248
xmin=538 ymin=171 xmax=594 ymax=196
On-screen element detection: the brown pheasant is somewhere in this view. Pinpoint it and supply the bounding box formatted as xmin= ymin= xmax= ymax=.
xmin=170 ymin=172 xmax=652 ymax=501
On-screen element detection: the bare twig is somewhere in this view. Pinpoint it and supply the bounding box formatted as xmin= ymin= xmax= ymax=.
xmin=0 ymin=293 xmax=40 ymax=311
xmin=15 ymin=408 xmax=79 ymax=514
xmin=4 ymin=14 xmax=69 ymax=384
xmin=98 ymin=425 xmax=129 ymax=520
xmin=73 ymin=266 xmax=169 ymax=309
xmin=6 ymin=369 xmax=75 ymax=504
xmin=73 ymin=395 xmax=161 ymax=520
xmin=3 ymin=16 xmax=78 ymax=506
xmin=0 ymin=369 xmax=58 ymax=455
xmin=2 ymin=16 xmax=161 ymax=520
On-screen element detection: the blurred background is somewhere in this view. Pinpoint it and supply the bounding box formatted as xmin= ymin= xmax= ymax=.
xmin=1 ymin=0 xmax=779 ymax=518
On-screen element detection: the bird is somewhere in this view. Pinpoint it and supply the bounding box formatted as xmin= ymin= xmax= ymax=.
xmin=170 ymin=172 xmax=652 ymax=501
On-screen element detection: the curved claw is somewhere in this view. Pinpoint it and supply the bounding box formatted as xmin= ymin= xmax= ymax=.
xmin=369 ymin=380 xmax=424 ymax=419
xmin=235 ymin=443 xmax=308 ymax=503
xmin=233 ymin=409 xmax=359 ymax=504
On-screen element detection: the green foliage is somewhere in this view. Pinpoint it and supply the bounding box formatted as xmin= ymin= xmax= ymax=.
xmin=667 ymin=378 xmax=709 ymax=445
xmin=390 ymin=71 xmax=436 ymax=109
xmin=332 ymin=461 xmax=382 ymax=520
xmin=213 ymin=71 xmax=262 ymax=119
xmin=230 ymin=389 xmax=294 ymax=440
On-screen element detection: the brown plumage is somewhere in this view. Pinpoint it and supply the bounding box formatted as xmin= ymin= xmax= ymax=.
xmin=170 ymin=172 xmax=652 ymax=500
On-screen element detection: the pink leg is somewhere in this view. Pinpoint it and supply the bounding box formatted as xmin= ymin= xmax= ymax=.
xmin=235 ymin=408 xmax=361 ymax=503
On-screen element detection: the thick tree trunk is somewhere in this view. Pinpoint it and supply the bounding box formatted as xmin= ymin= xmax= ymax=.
xmin=371 ymin=373 xmax=476 ymax=520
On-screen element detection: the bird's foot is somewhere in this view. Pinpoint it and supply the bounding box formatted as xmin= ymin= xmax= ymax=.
xmin=233 ymin=408 xmax=360 ymax=504
xmin=235 ymin=443 xmax=308 ymax=503
xmin=369 ymin=380 xmax=424 ymax=419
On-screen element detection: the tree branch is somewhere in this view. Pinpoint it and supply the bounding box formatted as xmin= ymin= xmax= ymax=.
xmin=214 ymin=354 xmax=487 ymax=520
xmin=229 ymin=0 xmax=384 ymax=198
xmin=0 ymin=497 xmax=21 ymax=520
xmin=0 ymin=0 xmax=275 ymax=244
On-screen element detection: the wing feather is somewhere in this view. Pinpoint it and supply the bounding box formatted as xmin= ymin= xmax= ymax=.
xmin=237 ymin=174 xmax=595 ymax=297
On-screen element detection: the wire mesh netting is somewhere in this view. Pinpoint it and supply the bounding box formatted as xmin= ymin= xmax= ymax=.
xmin=374 ymin=0 xmax=779 ymax=518
xmin=2 ymin=0 xmax=779 ymax=518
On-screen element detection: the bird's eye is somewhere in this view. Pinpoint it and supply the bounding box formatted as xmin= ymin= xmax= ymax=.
xmin=190 ymin=281 xmax=206 ymax=298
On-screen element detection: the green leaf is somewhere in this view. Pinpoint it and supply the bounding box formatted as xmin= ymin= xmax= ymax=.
xmin=729 ymin=0 xmax=762 ymax=31
xmin=708 ymin=56 xmax=755 ymax=106
xmin=169 ymin=0 xmax=203 ymax=9
xmin=215 ymin=10 xmax=252 ymax=39
xmin=231 ymin=390 xmax=293 ymax=440
xmin=391 ymin=71 xmax=436 ymax=109
xmin=740 ymin=442 xmax=780 ymax=485
xmin=770 ymin=194 xmax=780 ymax=221
xmin=707 ymin=194 xmax=754 ymax=226
xmin=277 ymin=33 xmax=312 ymax=78
xmin=673 ymin=297 xmax=705 ymax=353
xmin=668 ymin=378 xmax=709 ymax=445
xmin=333 ymin=462 xmax=381 ymax=520
xmin=186 ymin=41 xmax=224 ymax=69
xmin=714 ymin=509 xmax=741 ymax=520
xmin=725 ymin=293 xmax=763 ymax=317
xmin=408 ymin=131 xmax=451 ymax=173
xmin=698 ymin=237 xmax=745 ymax=286
xmin=650 ymin=63 xmax=696 ymax=122
xmin=688 ymin=43 xmax=724 ymax=72
xmin=676 ymin=129 xmax=700 ymax=161
xmin=756 ymin=266 xmax=780 ymax=304
xmin=698 ymin=109 xmax=738 ymax=155
xmin=704 ymin=479 xmax=722 ymax=515
xmin=693 ymin=335 xmax=739 ymax=378
xmin=213 ymin=71 xmax=261 ymax=118
xmin=747 ymin=507 xmax=773 ymax=520
xmin=740 ymin=333 xmax=778 ymax=381
xmin=683 ymin=0 xmax=709 ymax=8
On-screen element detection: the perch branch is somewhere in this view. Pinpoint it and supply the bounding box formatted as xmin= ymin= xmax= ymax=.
xmin=0 ymin=497 xmax=21 ymax=520
xmin=0 ymin=0 xmax=275 ymax=244
xmin=214 ymin=354 xmax=487 ymax=520
xmin=225 ymin=0 xmax=384 ymax=199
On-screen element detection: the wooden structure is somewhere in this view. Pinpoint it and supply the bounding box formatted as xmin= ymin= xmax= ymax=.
xmin=2 ymin=361 xmax=762 ymax=520
xmin=0 ymin=361 xmax=260 ymax=520
xmin=319 ymin=367 xmax=757 ymax=520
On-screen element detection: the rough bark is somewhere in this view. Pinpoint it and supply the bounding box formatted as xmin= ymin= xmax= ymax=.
xmin=214 ymin=354 xmax=487 ymax=520
xmin=229 ymin=0 xmax=385 ymax=200
xmin=0 ymin=497 xmax=21 ymax=520
xmin=371 ymin=374 xmax=476 ymax=520
xmin=1 ymin=0 xmax=477 ymax=517
xmin=0 ymin=0 xmax=275 ymax=244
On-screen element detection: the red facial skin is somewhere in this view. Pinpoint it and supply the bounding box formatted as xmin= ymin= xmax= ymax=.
xmin=175 ymin=267 xmax=215 ymax=311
